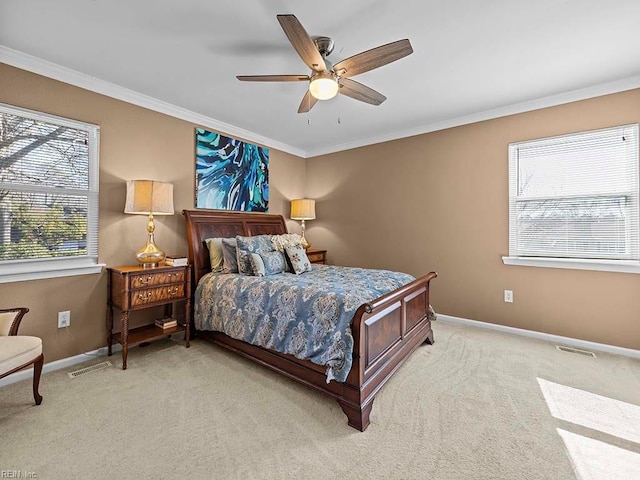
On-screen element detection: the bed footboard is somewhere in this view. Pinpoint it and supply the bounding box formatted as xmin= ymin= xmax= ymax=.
xmin=339 ymin=271 xmax=437 ymax=430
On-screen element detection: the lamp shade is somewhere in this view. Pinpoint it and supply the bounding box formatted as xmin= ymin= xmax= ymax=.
xmin=124 ymin=180 xmax=174 ymax=215
xmin=290 ymin=198 xmax=316 ymax=220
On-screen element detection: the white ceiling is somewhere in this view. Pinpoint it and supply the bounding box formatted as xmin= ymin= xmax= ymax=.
xmin=1 ymin=0 xmax=640 ymax=158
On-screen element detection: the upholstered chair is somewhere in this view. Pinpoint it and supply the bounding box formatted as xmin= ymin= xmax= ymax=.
xmin=0 ymin=307 xmax=44 ymax=405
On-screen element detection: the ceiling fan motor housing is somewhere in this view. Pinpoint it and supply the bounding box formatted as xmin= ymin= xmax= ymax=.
xmin=313 ymin=36 xmax=335 ymax=58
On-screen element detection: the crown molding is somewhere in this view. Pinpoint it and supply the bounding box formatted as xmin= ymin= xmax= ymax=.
xmin=3 ymin=46 xmax=640 ymax=160
xmin=0 ymin=46 xmax=306 ymax=158
xmin=305 ymin=75 xmax=640 ymax=158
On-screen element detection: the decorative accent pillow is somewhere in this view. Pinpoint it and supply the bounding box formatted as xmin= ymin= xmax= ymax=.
xmin=250 ymin=251 xmax=286 ymax=277
xmin=221 ymin=238 xmax=238 ymax=273
xmin=236 ymin=249 xmax=254 ymax=276
xmin=236 ymin=235 xmax=274 ymax=275
xmin=270 ymin=233 xmax=302 ymax=272
xmin=270 ymin=233 xmax=302 ymax=252
xmin=260 ymin=250 xmax=287 ymax=275
xmin=284 ymin=244 xmax=312 ymax=275
xmin=204 ymin=238 xmax=224 ymax=273
xmin=250 ymin=253 xmax=266 ymax=277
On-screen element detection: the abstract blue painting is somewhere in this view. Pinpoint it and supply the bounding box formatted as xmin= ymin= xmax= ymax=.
xmin=195 ymin=129 xmax=269 ymax=211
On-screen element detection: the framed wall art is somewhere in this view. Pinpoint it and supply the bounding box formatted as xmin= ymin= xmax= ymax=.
xmin=195 ymin=128 xmax=269 ymax=211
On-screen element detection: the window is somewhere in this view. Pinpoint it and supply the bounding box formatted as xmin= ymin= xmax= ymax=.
xmin=504 ymin=124 xmax=640 ymax=273
xmin=0 ymin=103 xmax=102 ymax=283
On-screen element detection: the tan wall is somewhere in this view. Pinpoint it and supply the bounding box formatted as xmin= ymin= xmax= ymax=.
xmin=0 ymin=63 xmax=306 ymax=362
xmin=306 ymin=88 xmax=640 ymax=350
xmin=3 ymin=60 xmax=638 ymax=361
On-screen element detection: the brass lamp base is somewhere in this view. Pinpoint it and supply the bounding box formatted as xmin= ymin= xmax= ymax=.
xmin=135 ymin=241 xmax=166 ymax=268
xmin=299 ymin=219 xmax=310 ymax=250
xmin=135 ymin=214 xmax=166 ymax=268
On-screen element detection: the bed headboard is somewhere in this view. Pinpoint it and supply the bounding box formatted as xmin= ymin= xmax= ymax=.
xmin=182 ymin=209 xmax=288 ymax=288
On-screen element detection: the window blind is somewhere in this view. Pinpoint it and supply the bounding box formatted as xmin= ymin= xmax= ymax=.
xmin=508 ymin=124 xmax=639 ymax=260
xmin=0 ymin=104 xmax=99 ymax=265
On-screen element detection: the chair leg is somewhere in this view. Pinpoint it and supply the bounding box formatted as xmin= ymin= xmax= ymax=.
xmin=33 ymin=354 xmax=43 ymax=405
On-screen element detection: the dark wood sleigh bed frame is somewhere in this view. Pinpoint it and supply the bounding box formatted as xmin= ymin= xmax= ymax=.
xmin=183 ymin=209 xmax=437 ymax=431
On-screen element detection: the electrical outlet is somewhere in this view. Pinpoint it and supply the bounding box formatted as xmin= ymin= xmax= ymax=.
xmin=504 ymin=290 xmax=513 ymax=303
xmin=58 ymin=310 xmax=70 ymax=328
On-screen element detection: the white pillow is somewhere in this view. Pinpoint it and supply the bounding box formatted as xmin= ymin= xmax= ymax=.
xmin=250 ymin=253 xmax=266 ymax=277
xmin=270 ymin=233 xmax=302 ymax=252
xmin=284 ymin=244 xmax=312 ymax=275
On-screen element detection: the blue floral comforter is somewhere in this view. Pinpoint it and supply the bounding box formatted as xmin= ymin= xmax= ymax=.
xmin=194 ymin=265 xmax=415 ymax=383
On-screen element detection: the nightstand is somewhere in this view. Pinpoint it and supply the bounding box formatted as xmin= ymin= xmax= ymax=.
xmin=106 ymin=264 xmax=191 ymax=370
xmin=306 ymin=249 xmax=327 ymax=265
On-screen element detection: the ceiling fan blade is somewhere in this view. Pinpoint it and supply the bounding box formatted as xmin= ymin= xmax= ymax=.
xmin=277 ymin=14 xmax=327 ymax=72
xmin=236 ymin=75 xmax=309 ymax=82
xmin=339 ymin=78 xmax=386 ymax=105
xmin=333 ymin=39 xmax=413 ymax=78
xmin=298 ymin=90 xmax=318 ymax=114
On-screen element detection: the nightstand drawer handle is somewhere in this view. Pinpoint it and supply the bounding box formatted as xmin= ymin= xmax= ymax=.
xmin=168 ymin=287 xmax=179 ymax=295
xmin=137 ymin=292 xmax=153 ymax=300
xmin=138 ymin=275 xmax=153 ymax=285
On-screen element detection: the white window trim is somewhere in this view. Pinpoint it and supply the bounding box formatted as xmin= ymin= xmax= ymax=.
xmin=502 ymin=256 xmax=640 ymax=274
xmin=0 ymin=259 xmax=106 ymax=284
xmin=0 ymin=103 xmax=102 ymax=283
xmin=505 ymin=124 xmax=640 ymax=273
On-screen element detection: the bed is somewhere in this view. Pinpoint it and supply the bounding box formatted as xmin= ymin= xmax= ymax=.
xmin=183 ymin=209 xmax=437 ymax=431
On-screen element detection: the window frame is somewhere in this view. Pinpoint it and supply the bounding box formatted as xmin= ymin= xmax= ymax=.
xmin=503 ymin=124 xmax=640 ymax=274
xmin=0 ymin=103 xmax=104 ymax=283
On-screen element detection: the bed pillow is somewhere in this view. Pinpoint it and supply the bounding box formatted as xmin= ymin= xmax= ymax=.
xmin=284 ymin=244 xmax=312 ymax=275
xmin=236 ymin=249 xmax=254 ymax=276
xmin=270 ymin=233 xmax=302 ymax=272
xmin=262 ymin=250 xmax=287 ymax=275
xmin=204 ymin=238 xmax=224 ymax=273
xmin=221 ymin=238 xmax=239 ymax=273
xmin=250 ymin=251 xmax=287 ymax=277
xmin=236 ymin=235 xmax=274 ymax=275
xmin=270 ymin=233 xmax=302 ymax=252
xmin=250 ymin=253 xmax=266 ymax=277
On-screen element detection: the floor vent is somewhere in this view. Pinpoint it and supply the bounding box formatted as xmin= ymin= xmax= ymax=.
xmin=556 ymin=345 xmax=597 ymax=358
xmin=68 ymin=361 xmax=113 ymax=378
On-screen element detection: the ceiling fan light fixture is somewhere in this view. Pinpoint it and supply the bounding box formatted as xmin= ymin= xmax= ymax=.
xmin=309 ymin=72 xmax=339 ymax=100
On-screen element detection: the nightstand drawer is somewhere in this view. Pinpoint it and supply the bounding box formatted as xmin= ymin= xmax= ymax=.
xmin=130 ymin=284 xmax=185 ymax=307
xmin=130 ymin=269 xmax=185 ymax=288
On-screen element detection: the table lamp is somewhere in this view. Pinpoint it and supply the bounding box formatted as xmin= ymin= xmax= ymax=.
xmin=290 ymin=198 xmax=315 ymax=249
xmin=124 ymin=180 xmax=174 ymax=268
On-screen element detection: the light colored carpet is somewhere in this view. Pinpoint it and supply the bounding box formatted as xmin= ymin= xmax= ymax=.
xmin=1 ymin=321 xmax=639 ymax=480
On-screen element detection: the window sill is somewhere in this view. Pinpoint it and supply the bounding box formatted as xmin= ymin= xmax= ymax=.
xmin=502 ymin=256 xmax=640 ymax=274
xmin=0 ymin=261 xmax=106 ymax=284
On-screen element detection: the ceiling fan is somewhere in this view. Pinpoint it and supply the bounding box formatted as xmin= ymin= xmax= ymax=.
xmin=236 ymin=14 xmax=413 ymax=113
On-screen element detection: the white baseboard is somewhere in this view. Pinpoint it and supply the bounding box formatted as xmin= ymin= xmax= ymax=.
xmin=0 ymin=344 xmax=122 ymax=388
xmin=437 ymin=314 xmax=640 ymax=359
